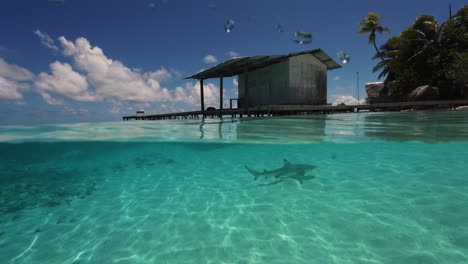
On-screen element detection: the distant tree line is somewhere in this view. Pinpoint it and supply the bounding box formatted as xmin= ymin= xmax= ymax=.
xmin=359 ymin=6 xmax=468 ymax=100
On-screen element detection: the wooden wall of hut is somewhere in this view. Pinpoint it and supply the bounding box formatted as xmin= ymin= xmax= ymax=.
xmin=238 ymin=53 xmax=327 ymax=107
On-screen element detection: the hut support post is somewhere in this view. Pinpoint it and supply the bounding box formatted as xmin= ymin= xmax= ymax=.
xmin=219 ymin=77 xmax=223 ymax=118
xmin=200 ymin=79 xmax=205 ymax=117
xmin=244 ymin=67 xmax=249 ymax=115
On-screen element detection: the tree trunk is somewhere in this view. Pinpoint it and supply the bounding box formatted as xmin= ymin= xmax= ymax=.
xmin=373 ymin=40 xmax=386 ymax=63
xmin=373 ymin=38 xmax=395 ymax=81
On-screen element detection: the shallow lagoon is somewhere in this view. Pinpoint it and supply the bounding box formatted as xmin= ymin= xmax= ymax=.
xmin=1 ymin=110 xmax=468 ymax=263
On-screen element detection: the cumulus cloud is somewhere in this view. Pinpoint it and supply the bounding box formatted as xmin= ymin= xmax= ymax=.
xmin=331 ymin=95 xmax=366 ymax=105
xmin=203 ymin=54 xmax=218 ymax=64
xmin=57 ymin=36 xmax=172 ymax=103
xmin=333 ymin=76 xmax=341 ymax=81
xmin=0 ymin=58 xmax=34 ymax=81
xmin=226 ymin=51 xmax=240 ymax=58
xmin=233 ymin=78 xmax=238 ymax=87
xmin=0 ymin=77 xmax=28 ymax=100
xmin=0 ymin=58 xmax=34 ymax=100
xmin=28 ymin=36 xmax=223 ymax=110
xmin=174 ymin=81 xmax=221 ymax=106
xmin=34 ymin=29 xmax=59 ymax=51
xmin=35 ymin=61 xmax=97 ymax=103
xmin=37 ymin=90 xmax=64 ymax=105
xmin=143 ymin=67 xmax=172 ymax=83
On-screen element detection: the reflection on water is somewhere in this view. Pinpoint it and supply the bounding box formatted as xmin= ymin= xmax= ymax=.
xmin=1 ymin=110 xmax=468 ymax=143
xmin=196 ymin=110 xmax=468 ymax=143
xmin=362 ymin=110 xmax=468 ymax=142
xmin=232 ymin=116 xmax=326 ymax=142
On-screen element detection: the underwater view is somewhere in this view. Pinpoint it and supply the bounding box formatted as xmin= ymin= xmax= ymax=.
xmin=1 ymin=110 xmax=468 ymax=263
xmin=1 ymin=0 xmax=467 ymax=263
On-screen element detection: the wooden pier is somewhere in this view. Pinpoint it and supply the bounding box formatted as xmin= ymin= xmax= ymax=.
xmin=122 ymin=100 xmax=468 ymax=121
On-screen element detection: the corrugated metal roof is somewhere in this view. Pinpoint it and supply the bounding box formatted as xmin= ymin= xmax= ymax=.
xmin=186 ymin=49 xmax=341 ymax=80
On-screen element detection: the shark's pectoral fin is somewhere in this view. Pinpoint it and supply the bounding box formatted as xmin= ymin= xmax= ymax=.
xmin=296 ymin=170 xmax=306 ymax=177
xmin=293 ymin=170 xmax=306 ymax=184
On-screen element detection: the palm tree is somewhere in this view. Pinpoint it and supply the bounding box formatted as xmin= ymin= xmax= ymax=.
xmin=372 ymin=37 xmax=401 ymax=79
xmin=367 ymin=6 xmax=467 ymax=98
xmin=359 ymin=12 xmax=390 ymax=62
xmin=402 ymin=15 xmax=439 ymax=62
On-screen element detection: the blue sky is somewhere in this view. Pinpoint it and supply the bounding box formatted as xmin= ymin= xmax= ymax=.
xmin=0 ymin=0 xmax=463 ymax=124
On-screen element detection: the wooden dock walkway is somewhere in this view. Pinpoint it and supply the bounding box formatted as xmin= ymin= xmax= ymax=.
xmin=122 ymin=100 xmax=468 ymax=121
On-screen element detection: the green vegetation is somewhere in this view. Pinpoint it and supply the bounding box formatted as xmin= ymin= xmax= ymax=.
xmin=364 ymin=6 xmax=468 ymax=100
xmin=358 ymin=12 xmax=390 ymax=63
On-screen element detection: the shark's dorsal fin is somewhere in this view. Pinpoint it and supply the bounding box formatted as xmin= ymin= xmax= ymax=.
xmin=283 ymin=159 xmax=292 ymax=166
xmin=264 ymin=169 xmax=268 ymax=173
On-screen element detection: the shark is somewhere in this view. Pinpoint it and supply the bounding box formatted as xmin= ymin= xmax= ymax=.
xmin=245 ymin=159 xmax=316 ymax=184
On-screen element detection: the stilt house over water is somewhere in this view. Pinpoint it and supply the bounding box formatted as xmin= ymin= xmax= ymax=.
xmin=186 ymin=49 xmax=341 ymax=115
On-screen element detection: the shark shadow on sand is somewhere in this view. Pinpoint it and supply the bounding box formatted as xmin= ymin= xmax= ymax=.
xmin=251 ymin=175 xmax=316 ymax=187
xmin=245 ymin=159 xmax=316 ymax=186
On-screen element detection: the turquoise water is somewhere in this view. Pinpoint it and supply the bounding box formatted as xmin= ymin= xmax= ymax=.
xmin=1 ymin=110 xmax=468 ymax=264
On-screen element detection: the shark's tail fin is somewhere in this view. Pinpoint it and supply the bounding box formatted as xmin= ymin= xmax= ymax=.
xmin=245 ymin=166 xmax=261 ymax=181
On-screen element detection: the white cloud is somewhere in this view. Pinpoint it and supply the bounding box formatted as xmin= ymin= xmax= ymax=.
xmin=35 ymin=61 xmax=98 ymax=103
xmin=0 ymin=58 xmax=34 ymax=81
xmin=331 ymin=95 xmax=366 ymax=105
xmin=333 ymin=76 xmax=341 ymax=81
xmin=226 ymin=51 xmax=240 ymax=58
xmin=203 ymin=54 xmax=218 ymax=64
xmin=34 ymin=29 xmax=59 ymax=51
xmin=0 ymin=77 xmax=28 ymax=100
xmin=233 ymin=78 xmax=238 ymax=87
xmin=174 ymin=81 xmax=221 ymax=107
xmin=57 ymin=36 xmax=171 ymax=103
xmin=3 ymin=35 xmax=225 ymax=111
xmin=37 ymin=90 xmax=64 ymax=105
xmin=143 ymin=67 xmax=172 ymax=83
xmin=0 ymin=58 xmax=34 ymax=100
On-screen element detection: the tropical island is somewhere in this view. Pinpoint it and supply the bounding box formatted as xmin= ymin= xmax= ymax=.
xmin=361 ymin=6 xmax=468 ymax=103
